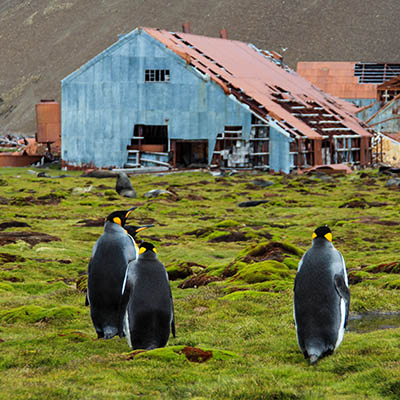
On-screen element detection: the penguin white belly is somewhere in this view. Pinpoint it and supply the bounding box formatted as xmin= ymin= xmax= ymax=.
xmin=123 ymin=311 xmax=132 ymax=349
xmin=335 ymin=298 xmax=346 ymax=349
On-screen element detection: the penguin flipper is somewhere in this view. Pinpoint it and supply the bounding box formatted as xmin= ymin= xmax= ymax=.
xmin=334 ymin=273 xmax=351 ymax=326
xmin=169 ymin=285 xmax=176 ymax=338
xmin=85 ymin=294 xmax=89 ymax=306
xmin=118 ymin=280 xmax=131 ymax=338
xmin=334 ymin=274 xmax=350 ymax=302
xmin=171 ymin=314 xmax=176 ymax=338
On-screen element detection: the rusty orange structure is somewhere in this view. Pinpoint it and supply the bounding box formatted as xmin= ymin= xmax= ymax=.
xmin=35 ymin=100 xmax=61 ymax=149
xmin=296 ymin=62 xmax=378 ymax=99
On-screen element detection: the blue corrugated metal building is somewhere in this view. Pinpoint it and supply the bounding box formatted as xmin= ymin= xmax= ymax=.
xmin=61 ymin=27 xmax=373 ymax=172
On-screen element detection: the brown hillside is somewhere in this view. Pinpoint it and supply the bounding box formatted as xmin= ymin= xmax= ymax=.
xmin=1 ymin=0 xmax=399 ymax=134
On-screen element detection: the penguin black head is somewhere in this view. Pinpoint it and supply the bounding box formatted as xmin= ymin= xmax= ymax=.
xmin=125 ymin=224 xmax=154 ymax=238
xmin=312 ymin=225 xmax=332 ymax=242
xmin=138 ymin=242 xmax=157 ymax=255
xmin=106 ymin=207 xmax=136 ymax=227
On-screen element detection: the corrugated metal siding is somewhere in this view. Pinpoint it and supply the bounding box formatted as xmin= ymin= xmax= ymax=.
xmin=62 ymin=29 xmax=252 ymax=168
xmin=269 ymin=125 xmax=293 ymax=173
xmin=368 ymin=100 xmax=400 ymax=134
xmin=349 ymin=99 xmax=381 ymax=121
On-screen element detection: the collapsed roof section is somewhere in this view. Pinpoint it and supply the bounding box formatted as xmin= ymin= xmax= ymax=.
xmin=144 ymin=28 xmax=373 ymax=144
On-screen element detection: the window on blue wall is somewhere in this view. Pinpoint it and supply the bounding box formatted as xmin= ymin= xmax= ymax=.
xmin=145 ymin=69 xmax=170 ymax=82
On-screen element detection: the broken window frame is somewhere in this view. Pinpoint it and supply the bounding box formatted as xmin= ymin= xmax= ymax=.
xmin=145 ymin=69 xmax=170 ymax=82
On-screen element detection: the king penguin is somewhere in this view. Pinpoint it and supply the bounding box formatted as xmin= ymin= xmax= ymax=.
xmin=120 ymin=242 xmax=175 ymax=350
xmin=87 ymin=207 xmax=151 ymax=339
xmin=294 ymin=225 xmax=350 ymax=364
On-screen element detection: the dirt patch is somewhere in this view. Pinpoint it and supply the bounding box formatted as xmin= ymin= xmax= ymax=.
xmin=76 ymin=275 xmax=88 ymax=292
xmin=31 ymin=258 xmax=71 ymax=264
xmin=1 ymin=275 xmax=24 ymax=282
xmin=0 ymin=253 xmax=25 ymax=263
xmin=359 ymin=217 xmax=400 ymax=226
xmin=0 ymin=221 xmax=31 ymax=230
xmin=11 ymin=193 xmax=65 ymax=206
xmin=0 ymin=231 xmax=61 ymax=247
xmin=164 ymin=234 xmax=180 ymax=240
xmin=187 ymin=194 xmax=207 ymax=201
xmin=208 ymin=232 xmax=250 ymax=242
xmin=181 ymin=346 xmax=213 ymax=363
xmin=339 ymin=199 xmax=388 ymax=209
xmin=126 ymin=350 xmax=147 ymax=360
xmin=185 ymin=227 xmax=211 ymax=237
xmin=367 ymin=262 xmax=400 ymax=274
xmin=222 ymin=264 xmax=239 ymax=278
xmin=75 ymin=218 xmax=104 ymax=227
xmin=347 ymin=269 xmax=364 ymax=285
xmin=242 ymin=242 xmax=297 ymax=263
xmin=238 ymin=200 xmax=269 ymax=207
xmin=178 ymin=273 xmax=221 ymax=289
xmin=137 ymin=218 xmax=165 ymax=226
xmin=339 ymin=199 xmax=368 ymax=208
xmin=96 ymin=184 xmax=113 ymax=190
xmin=138 ymin=235 xmax=161 ymax=243
xmin=166 ymin=262 xmax=194 ymax=280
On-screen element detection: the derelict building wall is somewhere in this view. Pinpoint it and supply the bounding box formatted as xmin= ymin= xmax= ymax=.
xmin=61 ymin=29 xmax=252 ymax=168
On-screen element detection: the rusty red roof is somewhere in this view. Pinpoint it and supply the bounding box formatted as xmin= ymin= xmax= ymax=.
xmin=378 ymin=75 xmax=400 ymax=90
xmin=144 ymin=28 xmax=372 ymax=139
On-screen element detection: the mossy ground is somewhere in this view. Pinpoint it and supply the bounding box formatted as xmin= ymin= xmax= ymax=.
xmin=0 ymin=167 xmax=399 ymax=399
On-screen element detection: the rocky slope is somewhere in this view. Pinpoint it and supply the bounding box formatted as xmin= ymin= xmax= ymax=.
xmin=1 ymin=0 xmax=399 ymax=134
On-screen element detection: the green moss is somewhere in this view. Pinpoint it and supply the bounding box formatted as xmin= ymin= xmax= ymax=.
xmin=282 ymin=256 xmax=299 ymax=270
xmin=384 ymin=279 xmax=400 ymax=290
xmin=0 ymin=282 xmax=14 ymax=291
xmin=205 ymin=230 xmax=228 ymax=241
xmin=130 ymin=345 xmax=240 ymax=362
xmin=76 ymin=275 xmax=88 ymax=292
xmin=131 ymin=346 xmax=187 ymax=362
xmin=214 ymin=220 xmax=241 ymax=228
xmin=221 ymin=290 xmax=279 ymax=300
xmin=230 ymin=260 xmax=292 ymax=284
xmin=0 ymin=272 xmax=24 ymax=282
xmin=166 ymin=262 xmax=193 ymax=280
xmin=279 ymin=242 xmax=304 ymax=257
xmin=235 ymin=241 xmax=303 ymax=261
xmin=0 ymin=167 xmax=399 ymax=398
xmin=0 ymin=305 xmax=80 ymax=323
xmin=365 ymin=262 xmax=400 ymax=274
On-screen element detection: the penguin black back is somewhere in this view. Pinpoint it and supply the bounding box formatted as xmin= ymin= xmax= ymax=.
xmin=294 ymin=226 xmax=350 ymax=364
xmin=120 ymin=242 xmax=175 ymax=350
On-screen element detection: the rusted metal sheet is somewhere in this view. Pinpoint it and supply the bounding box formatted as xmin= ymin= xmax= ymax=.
xmin=304 ymin=163 xmax=353 ymax=175
xmin=36 ymin=100 xmax=61 ymax=144
xmin=297 ymin=62 xmax=378 ymax=99
xmin=145 ymin=29 xmax=371 ymax=141
xmin=0 ymin=154 xmax=42 ymax=167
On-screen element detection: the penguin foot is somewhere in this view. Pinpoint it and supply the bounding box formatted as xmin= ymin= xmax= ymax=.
xmin=309 ymin=354 xmax=319 ymax=365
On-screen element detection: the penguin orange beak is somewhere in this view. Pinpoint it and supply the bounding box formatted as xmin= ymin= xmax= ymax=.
xmin=135 ymin=224 xmax=154 ymax=233
xmin=125 ymin=207 xmax=137 ymax=219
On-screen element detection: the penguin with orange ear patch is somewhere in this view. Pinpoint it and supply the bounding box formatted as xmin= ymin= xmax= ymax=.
xmin=87 ymin=207 xmax=151 ymax=339
xmin=120 ymin=242 xmax=175 ymax=350
xmin=294 ymin=225 xmax=350 ymax=365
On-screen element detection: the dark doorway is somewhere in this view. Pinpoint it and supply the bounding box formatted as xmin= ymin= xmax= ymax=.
xmin=129 ymin=125 xmax=168 ymax=152
xmin=172 ymin=140 xmax=208 ymax=168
